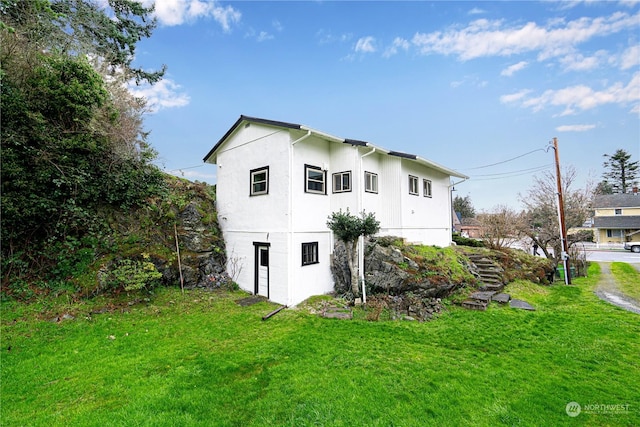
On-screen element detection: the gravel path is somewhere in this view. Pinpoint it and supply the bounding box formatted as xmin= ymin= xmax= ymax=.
xmin=594 ymin=262 xmax=640 ymax=315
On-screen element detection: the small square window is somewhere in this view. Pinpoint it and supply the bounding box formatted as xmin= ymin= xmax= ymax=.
xmin=614 ymin=208 xmax=622 ymax=215
xmin=333 ymin=171 xmax=351 ymax=193
xmin=302 ymin=242 xmax=319 ymax=266
xmin=423 ymin=179 xmax=432 ymax=197
xmin=409 ymin=175 xmax=419 ymax=195
xmin=250 ymin=167 xmax=269 ymax=196
xmin=305 ymin=165 xmax=326 ymax=194
xmin=365 ymin=171 xmax=378 ymax=193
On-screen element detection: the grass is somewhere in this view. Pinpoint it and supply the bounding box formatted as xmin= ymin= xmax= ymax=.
xmin=2 ymin=263 xmax=639 ymax=426
xmin=610 ymin=262 xmax=640 ymax=301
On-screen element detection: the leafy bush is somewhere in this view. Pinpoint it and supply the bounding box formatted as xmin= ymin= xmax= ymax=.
xmin=99 ymin=255 xmax=162 ymax=293
xmin=452 ymin=232 xmax=485 ymax=247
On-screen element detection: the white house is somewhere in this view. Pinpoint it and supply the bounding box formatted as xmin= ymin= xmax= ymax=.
xmin=203 ymin=115 xmax=468 ymax=306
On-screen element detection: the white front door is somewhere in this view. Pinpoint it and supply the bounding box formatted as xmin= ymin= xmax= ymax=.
xmin=254 ymin=243 xmax=269 ymax=298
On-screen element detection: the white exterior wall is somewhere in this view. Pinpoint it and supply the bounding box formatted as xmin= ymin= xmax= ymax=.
xmin=399 ymin=159 xmax=452 ymax=246
xmin=289 ymin=135 xmax=335 ymax=305
xmin=209 ymin=120 xmax=459 ymax=306
xmin=215 ymin=123 xmax=292 ymax=304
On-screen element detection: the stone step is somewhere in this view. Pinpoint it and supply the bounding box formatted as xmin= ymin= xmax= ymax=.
xmin=478 ymin=276 xmax=504 ymax=285
xmin=461 ymin=299 xmax=488 ymax=311
xmin=479 ymin=283 xmax=505 ymax=292
xmin=492 ymin=293 xmax=511 ymax=304
xmin=469 ymin=291 xmax=496 ymax=302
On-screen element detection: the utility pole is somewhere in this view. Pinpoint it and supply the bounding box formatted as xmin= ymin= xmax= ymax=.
xmin=552 ymin=137 xmax=571 ymax=285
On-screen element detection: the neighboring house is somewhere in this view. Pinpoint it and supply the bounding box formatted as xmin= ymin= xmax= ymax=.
xmin=459 ymin=217 xmax=482 ymax=239
xmin=203 ymin=115 xmax=468 ymax=306
xmin=591 ymin=192 xmax=640 ymax=246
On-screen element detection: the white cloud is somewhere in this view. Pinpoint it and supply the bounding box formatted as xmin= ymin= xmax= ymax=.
xmin=468 ymin=7 xmax=486 ymax=15
xmin=501 ymin=61 xmax=528 ymax=76
xmin=500 ymin=89 xmax=532 ymax=104
xmin=128 ymin=78 xmax=190 ymax=113
xmin=620 ymin=44 xmax=640 ymax=69
xmin=559 ymin=50 xmax=608 ymax=71
xmin=272 ymin=20 xmax=283 ymax=32
xmin=355 ymin=36 xmax=376 ymax=53
xmin=503 ymin=72 xmax=640 ymax=115
xmin=383 ymin=37 xmax=410 ymax=58
xmin=257 ymin=31 xmax=274 ymax=42
xmin=317 ymin=29 xmax=352 ymax=45
xmin=148 ymin=0 xmax=241 ymax=30
xmin=556 ymin=124 xmax=597 ymax=132
xmin=411 ymin=11 xmax=640 ymax=61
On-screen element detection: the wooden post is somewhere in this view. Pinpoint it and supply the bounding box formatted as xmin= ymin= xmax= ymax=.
xmin=553 ymin=138 xmax=571 ymax=285
xmin=174 ymin=224 xmax=185 ymax=293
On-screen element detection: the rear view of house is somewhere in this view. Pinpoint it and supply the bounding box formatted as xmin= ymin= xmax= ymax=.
xmin=203 ymin=115 xmax=468 ymax=306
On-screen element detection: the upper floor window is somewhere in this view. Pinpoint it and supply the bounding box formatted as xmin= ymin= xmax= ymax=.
xmin=250 ymin=166 xmax=269 ymax=196
xmin=615 ymin=208 xmax=622 ymax=215
xmin=409 ymin=175 xmax=419 ymax=196
xmin=302 ymin=242 xmax=319 ymax=265
xmin=333 ymin=171 xmax=351 ymax=193
xmin=365 ymin=171 xmax=378 ymax=193
xmin=423 ymin=179 xmax=432 ymax=198
xmin=305 ymin=164 xmax=326 ymax=194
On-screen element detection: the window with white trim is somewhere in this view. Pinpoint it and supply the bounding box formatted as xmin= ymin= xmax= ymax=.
xmin=409 ymin=175 xmax=419 ymax=195
xmin=305 ymin=165 xmax=326 ymax=194
xmin=607 ymin=229 xmax=622 ymax=238
xmin=423 ymin=179 xmax=432 ymax=198
xmin=333 ymin=171 xmax=351 ymax=193
xmin=250 ymin=166 xmax=269 ymax=196
xmin=615 ymin=208 xmax=622 ymax=215
xmin=302 ymin=242 xmax=319 ymax=265
xmin=365 ymin=171 xmax=378 ymax=193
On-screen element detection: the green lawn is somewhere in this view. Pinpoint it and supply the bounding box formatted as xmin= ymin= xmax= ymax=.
xmin=611 ymin=262 xmax=640 ymax=302
xmin=2 ymin=263 xmax=639 ymax=426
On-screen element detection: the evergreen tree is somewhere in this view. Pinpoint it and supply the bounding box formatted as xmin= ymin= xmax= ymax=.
xmin=453 ymin=195 xmax=476 ymax=219
xmin=602 ymin=149 xmax=639 ymax=193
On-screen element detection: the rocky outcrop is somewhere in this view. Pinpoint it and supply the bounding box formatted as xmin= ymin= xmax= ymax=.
xmin=152 ymin=201 xmax=232 ymax=290
xmin=331 ymin=237 xmax=469 ymax=299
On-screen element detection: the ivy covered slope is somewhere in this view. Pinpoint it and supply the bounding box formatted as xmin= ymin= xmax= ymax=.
xmin=2 ymin=173 xmax=230 ymax=300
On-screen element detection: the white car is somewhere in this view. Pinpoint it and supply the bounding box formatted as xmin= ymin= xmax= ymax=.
xmin=624 ymin=242 xmax=640 ymax=253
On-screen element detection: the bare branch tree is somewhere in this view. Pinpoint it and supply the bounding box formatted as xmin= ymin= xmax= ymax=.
xmin=518 ymin=166 xmax=593 ymax=264
xmin=477 ymin=205 xmax=524 ymax=250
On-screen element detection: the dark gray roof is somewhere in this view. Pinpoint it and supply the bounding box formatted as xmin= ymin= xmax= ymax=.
xmin=203 ymin=115 xmax=469 ymax=179
xmin=203 ymin=115 xmax=302 ymax=162
xmin=593 ymin=215 xmax=640 ymax=229
xmin=592 ymin=193 xmax=640 ymax=208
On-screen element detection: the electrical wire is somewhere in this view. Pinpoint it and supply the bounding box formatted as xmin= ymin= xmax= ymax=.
xmin=470 ymin=164 xmax=552 ymax=181
xmin=470 ymin=163 xmax=553 ymax=178
xmin=461 ymin=148 xmax=547 ymax=171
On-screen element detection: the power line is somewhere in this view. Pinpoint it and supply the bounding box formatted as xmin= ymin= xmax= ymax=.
xmin=461 ymin=148 xmax=547 ymax=171
xmin=470 ymin=164 xmax=552 ymax=181
xmin=471 ymin=163 xmax=553 ymax=178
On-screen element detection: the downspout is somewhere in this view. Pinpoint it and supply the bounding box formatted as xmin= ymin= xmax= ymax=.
xmin=288 ymin=130 xmax=312 ymax=306
xmin=358 ymin=147 xmax=376 ymax=304
xmin=448 ymin=178 xmax=468 ymax=242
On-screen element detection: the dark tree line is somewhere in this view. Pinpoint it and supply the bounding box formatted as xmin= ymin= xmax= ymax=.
xmin=1 ymin=0 xmax=166 ymax=286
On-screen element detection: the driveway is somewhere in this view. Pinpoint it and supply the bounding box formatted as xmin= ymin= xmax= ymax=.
xmin=594 ymin=262 xmax=640 ymax=315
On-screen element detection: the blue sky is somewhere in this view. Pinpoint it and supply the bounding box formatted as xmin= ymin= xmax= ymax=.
xmin=130 ymin=0 xmax=640 ymax=211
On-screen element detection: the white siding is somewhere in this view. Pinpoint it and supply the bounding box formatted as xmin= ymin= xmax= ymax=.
xmin=209 ymin=120 xmax=458 ymax=306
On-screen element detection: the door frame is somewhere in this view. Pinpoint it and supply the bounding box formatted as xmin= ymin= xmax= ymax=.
xmin=253 ymin=242 xmax=270 ymax=298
